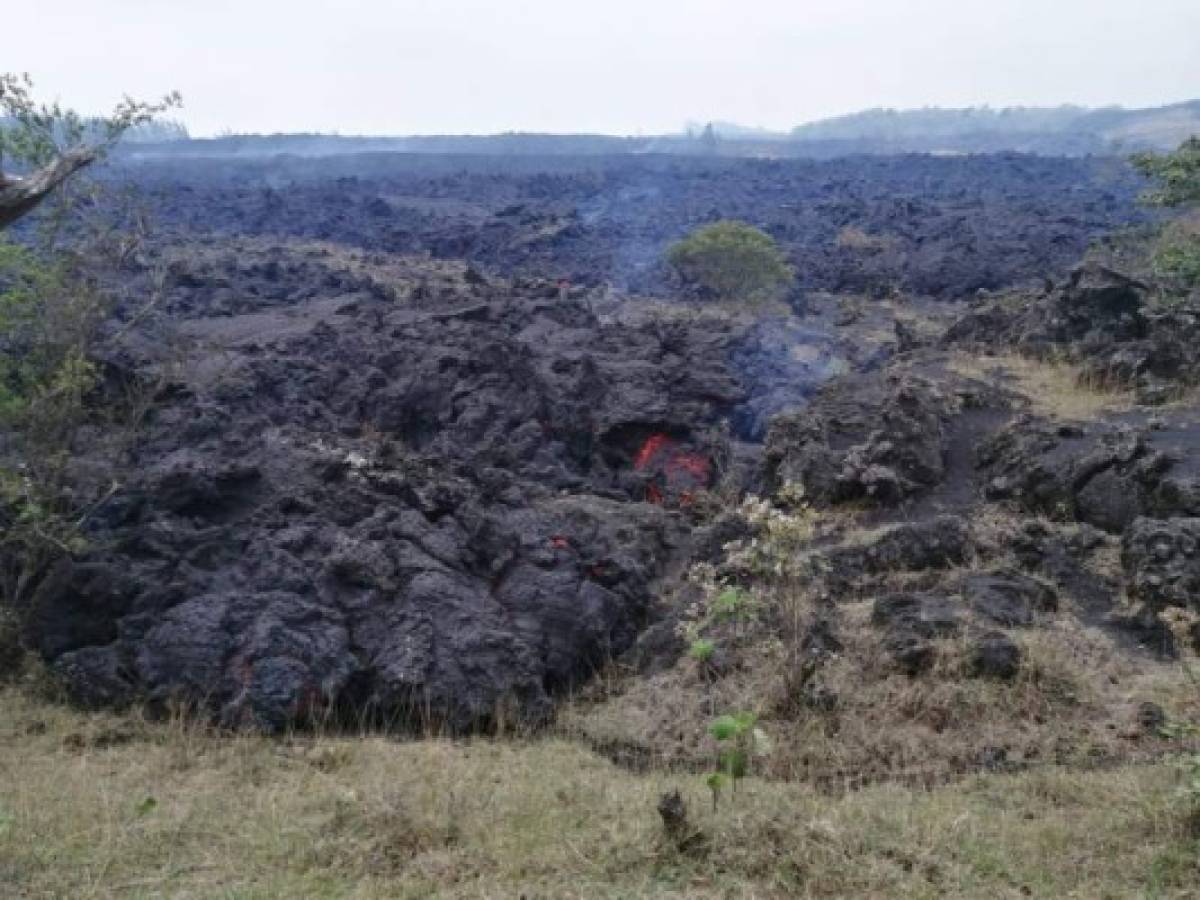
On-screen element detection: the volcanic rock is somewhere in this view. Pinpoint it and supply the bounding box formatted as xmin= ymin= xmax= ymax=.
xmin=885 ymin=633 xmax=937 ymax=676
xmin=9 ymin=149 xmax=1181 ymax=735
xmin=764 ymin=372 xmax=954 ymax=506
xmin=872 ymin=593 xmax=963 ymax=638
xmin=872 ymin=593 xmax=961 ymax=675
xmin=115 ymin=152 xmax=1144 ymax=301
xmin=977 ymin=418 xmax=1173 ymax=531
xmin=969 ymin=631 xmax=1022 ymax=680
xmin=1122 ymin=517 xmax=1200 ymax=612
xmin=945 ymin=263 xmax=1200 ymax=392
xmin=24 ymin=261 xmax=783 ymax=730
xmin=944 ymin=263 xmax=1148 ymax=352
xmin=811 ymin=516 xmax=972 ymax=582
xmin=964 ymin=570 xmax=1058 ymax=627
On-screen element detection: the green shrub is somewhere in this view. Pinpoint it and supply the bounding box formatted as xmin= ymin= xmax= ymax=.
xmin=0 ymin=238 xmax=104 ymax=608
xmin=1131 ymin=138 xmax=1200 ymax=293
xmin=1150 ymin=217 xmax=1200 ymax=288
xmin=1132 ymin=137 xmax=1200 ymax=209
xmin=666 ymin=221 xmax=793 ymax=306
xmin=0 ymin=73 xmax=178 ymax=611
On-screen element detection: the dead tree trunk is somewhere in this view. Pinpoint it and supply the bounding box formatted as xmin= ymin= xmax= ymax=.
xmin=0 ymin=147 xmax=97 ymax=230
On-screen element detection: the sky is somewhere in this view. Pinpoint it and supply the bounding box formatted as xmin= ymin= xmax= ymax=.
xmin=8 ymin=0 xmax=1200 ymax=137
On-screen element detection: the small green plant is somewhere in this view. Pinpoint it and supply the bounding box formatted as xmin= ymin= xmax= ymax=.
xmin=705 ymin=711 xmax=770 ymax=810
xmin=710 ymin=587 xmax=753 ymax=626
xmin=666 ymin=220 xmax=793 ymax=307
xmin=676 ymin=582 xmax=760 ymax=667
xmin=688 ymin=637 xmax=716 ymax=663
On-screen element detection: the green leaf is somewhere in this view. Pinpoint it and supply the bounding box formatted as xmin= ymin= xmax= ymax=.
xmin=135 ymin=796 xmax=158 ymax=816
xmin=688 ymin=638 xmax=716 ymax=662
xmin=708 ymin=715 xmax=739 ymax=741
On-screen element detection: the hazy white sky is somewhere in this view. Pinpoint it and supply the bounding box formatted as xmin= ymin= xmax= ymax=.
xmin=8 ymin=0 xmax=1199 ymax=136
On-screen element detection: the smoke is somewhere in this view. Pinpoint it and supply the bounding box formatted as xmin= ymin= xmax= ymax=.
xmin=729 ymin=318 xmax=848 ymax=441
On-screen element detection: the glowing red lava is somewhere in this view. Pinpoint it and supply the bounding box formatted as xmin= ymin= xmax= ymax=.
xmin=633 ymin=432 xmax=712 ymax=505
xmin=633 ymin=433 xmax=675 ymax=470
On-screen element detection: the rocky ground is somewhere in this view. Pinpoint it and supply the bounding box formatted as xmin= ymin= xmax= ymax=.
xmin=568 ymin=264 xmax=1200 ymax=783
xmin=11 ymin=151 xmax=1200 ymax=795
xmin=115 ymin=150 xmax=1142 ymax=299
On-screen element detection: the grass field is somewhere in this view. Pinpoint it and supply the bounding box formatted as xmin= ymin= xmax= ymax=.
xmin=1 ymin=688 xmax=1198 ymax=899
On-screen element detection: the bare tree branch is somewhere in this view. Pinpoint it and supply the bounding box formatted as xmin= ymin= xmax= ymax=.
xmin=0 ymin=146 xmax=97 ymax=230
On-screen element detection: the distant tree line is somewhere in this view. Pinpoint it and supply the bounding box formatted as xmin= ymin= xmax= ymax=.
xmin=789 ymin=105 xmax=1103 ymax=141
xmin=787 ymin=102 xmax=1200 ymax=153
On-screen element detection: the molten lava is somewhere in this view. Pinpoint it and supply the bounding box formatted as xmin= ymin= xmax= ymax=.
xmin=633 ymin=433 xmax=675 ymax=470
xmin=633 ymin=432 xmax=712 ymax=505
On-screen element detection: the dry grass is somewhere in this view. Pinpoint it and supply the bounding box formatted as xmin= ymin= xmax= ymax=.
xmin=565 ymin=595 xmax=1200 ymax=785
xmin=947 ymin=352 xmax=1135 ymax=420
xmin=563 ymin=505 xmax=1200 ymax=796
xmin=0 ymin=688 xmax=1197 ymax=899
xmin=623 ymin=295 xmax=794 ymax=325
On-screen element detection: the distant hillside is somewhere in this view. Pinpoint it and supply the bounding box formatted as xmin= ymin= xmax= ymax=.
xmin=683 ymin=120 xmax=788 ymax=140
xmin=108 ymin=101 xmax=1199 ymax=162
xmin=1073 ymin=102 xmax=1200 ymax=150
xmin=789 ymin=101 xmax=1200 ymax=153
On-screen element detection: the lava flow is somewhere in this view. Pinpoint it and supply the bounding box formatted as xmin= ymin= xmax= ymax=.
xmin=633 ymin=432 xmax=712 ymax=504
xmin=633 ymin=433 xmax=675 ymax=469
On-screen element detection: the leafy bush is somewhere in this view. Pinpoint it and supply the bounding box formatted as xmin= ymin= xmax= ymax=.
xmin=1132 ymin=137 xmax=1200 ymax=209
xmin=0 ymin=74 xmax=178 ymax=610
xmin=1132 ymin=138 xmax=1200 ymax=291
xmin=1150 ymin=216 xmax=1200 ymax=288
xmin=666 ymin=221 xmax=793 ymax=306
xmin=0 ymin=238 xmax=105 ymax=606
